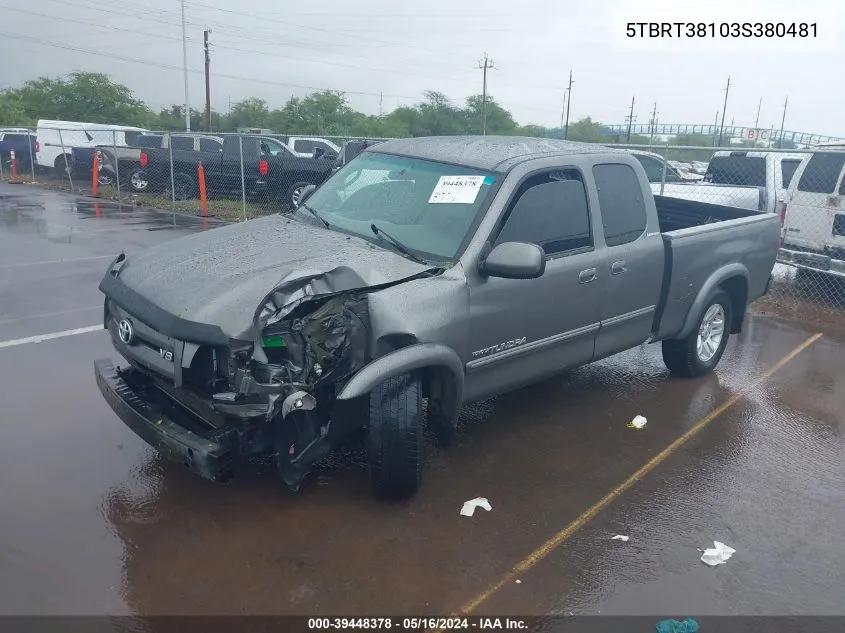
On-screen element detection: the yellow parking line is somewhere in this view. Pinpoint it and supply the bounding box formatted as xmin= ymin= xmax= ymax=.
xmin=455 ymin=332 xmax=823 ymax=616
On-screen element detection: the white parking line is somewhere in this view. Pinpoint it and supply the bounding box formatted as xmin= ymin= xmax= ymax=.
xmin=0 ymin=255 xmax=113 ymax=269
xmin=0 ymin=325 xmax=103 ymax=349
xmin=0 ymin=305 xmax=102 ymax=325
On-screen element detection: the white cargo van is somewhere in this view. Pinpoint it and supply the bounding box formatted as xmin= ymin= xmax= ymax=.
xmin=777 ymin=147 xmax=845 ymax=278
xmin=35 ymin=120 xmax=147 ymax=172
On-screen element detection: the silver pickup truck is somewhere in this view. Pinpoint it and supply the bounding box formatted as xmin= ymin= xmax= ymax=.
xmin=94 ymin=136 xmax=780 ymax=500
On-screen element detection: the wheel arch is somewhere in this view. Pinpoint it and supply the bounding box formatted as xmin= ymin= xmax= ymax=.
xmin=677 ymin=264 xmax=749 ymax=339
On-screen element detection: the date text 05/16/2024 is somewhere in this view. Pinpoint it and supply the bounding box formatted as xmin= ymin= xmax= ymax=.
xmin=307 ymin=618 xmax=528 ymax=630
xmin=626 ymin=22 xmax=817 ymax=38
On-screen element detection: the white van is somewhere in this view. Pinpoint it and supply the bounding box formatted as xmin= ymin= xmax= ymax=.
xmin=35 ymin=120 xmax=147 ymax=172
xmin=778 ymin=147 xmax=845 ymax=277
xmin=704 ymin=150 xmax=807 ymax=214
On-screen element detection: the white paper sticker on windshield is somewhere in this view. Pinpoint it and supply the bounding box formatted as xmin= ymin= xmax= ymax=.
xmin=428 ymin=175 xmax=486 ymax=204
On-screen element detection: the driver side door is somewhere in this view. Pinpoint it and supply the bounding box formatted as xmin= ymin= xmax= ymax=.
xmin=463 ymin=168 xmax=606 ymax=402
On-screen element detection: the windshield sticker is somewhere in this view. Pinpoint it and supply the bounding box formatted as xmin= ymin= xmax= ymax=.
xmin=429 ymin=175 xmax=486 ymax=204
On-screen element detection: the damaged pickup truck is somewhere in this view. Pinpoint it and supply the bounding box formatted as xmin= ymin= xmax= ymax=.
xmin=94 ymin=136 xmax=781 ymax=499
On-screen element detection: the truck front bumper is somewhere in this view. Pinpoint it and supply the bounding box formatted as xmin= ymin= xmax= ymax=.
xmin=94 ymin=358 xmax=234 ymax=482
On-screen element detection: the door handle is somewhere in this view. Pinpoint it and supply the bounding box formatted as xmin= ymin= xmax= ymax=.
xmin=579 ymin=268 xmax=598 ymax=284
xmin=611 ymin=260 xmax=627 ymax=275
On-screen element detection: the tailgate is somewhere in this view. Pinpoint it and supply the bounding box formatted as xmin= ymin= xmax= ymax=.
xmin=655 ymin=214 xmax=780 ymax=340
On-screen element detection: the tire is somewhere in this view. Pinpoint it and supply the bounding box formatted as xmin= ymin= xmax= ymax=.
xmin=285 ymin=181 xmax=315 ymax=208
xmin=166 ymin=172 xmax=198 ymax=200
xmin=662 ymin=289 xmax=732 ymax=378
xmin=54 ymin=155 xmax=72 ymax=175
xmin=366 ymin=374 xmax=424 ymax=499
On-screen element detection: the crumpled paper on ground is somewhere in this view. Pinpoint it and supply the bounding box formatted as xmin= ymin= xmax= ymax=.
xmin=612 ymin=535 xmax=630 ymax=542
xmin=627 ymin=415 xmax=648 ymax=429
xmin=460 ymin=497 xmax=492 ymax=517
xmin=700 ymin=540 xmax=736 ymax=566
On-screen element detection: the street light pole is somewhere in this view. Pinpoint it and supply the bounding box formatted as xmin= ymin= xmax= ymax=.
xmin=180 ymin=0 xmax=191 ymax=131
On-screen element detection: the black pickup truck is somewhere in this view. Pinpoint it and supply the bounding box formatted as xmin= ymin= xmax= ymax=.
xmin=140 ymin=134 xmax=334 ymax=206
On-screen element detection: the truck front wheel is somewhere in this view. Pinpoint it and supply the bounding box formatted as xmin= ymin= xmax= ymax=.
xmin=366 ymin=373 xmax=423 ymax=499
xmin=662 ymin=290 xmax=733 ymax=378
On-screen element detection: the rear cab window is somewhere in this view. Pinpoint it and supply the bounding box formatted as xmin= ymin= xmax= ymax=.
xmin=705 ymin=155 xmax=766 ymax=186
xmin=293 ymin=139 xmax=316 ymax=154
xmin=592 ymin=163 xmax=647 ymax=247
xmin=200 ymin=138 xmax=222 ymax=153
xmin=797 ymin=152 xmax=845 ymax=193
xmin=170 ymin=137 xmax=194 ymax=151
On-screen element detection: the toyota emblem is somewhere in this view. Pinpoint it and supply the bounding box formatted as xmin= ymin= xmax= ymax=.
xmin=117 ymin=319 xmax=135 ymax=345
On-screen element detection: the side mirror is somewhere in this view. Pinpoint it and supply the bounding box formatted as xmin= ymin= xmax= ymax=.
xmin=294 ymin=184 xmax=317 ymax=207
xmin=480 ymin=242 xmax=546 ymax=280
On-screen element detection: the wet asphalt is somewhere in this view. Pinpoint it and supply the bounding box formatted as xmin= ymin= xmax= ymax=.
xmin=1 ymin=183 xmax=844 ymax=619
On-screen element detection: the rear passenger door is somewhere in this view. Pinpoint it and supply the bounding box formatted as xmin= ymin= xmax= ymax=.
xmin=465 ymin=168 xmax=606 ymax=401
xmin=591 ymin=163 xmax=665 ymax=360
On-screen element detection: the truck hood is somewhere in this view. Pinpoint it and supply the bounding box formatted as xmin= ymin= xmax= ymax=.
xmin=112 ymin=214 xmax=434 ymax=338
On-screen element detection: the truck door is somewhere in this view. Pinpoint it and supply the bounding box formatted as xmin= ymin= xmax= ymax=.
xmin=464 ymin=168 xmax=606 ymax=401
xmin=591 ymin=162 xmax=665 ymax=360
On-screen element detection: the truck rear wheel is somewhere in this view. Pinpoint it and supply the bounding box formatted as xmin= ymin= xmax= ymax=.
xmin=662 ymin=290 xmax=732 ymax=378
xmin=167 ymin=172 xmax=198 ymax=200
xmin=366 ymin=373 xmax=423 ymax=499
xmin=286 ymin=181 xmax=315 ymax=208
xmin=54 ymin=155 xmax=72 ymax=175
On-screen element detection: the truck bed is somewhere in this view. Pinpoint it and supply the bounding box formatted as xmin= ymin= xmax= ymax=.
xmin=652 ymin=195 xmax=781 ymax=340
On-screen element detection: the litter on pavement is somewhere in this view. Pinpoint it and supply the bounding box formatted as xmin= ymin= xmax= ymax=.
xmin=627 ymin=415 xmax=648 ymax=429
xmin=611 ymin=535 xmax=630 ymax=542
xmin=699 ymin=540 xmax=736 ymax=566
xmin=460 ymin=497 xmax=492 ymax=517
xmin=655 ymin=617 xmax=700 ymax=633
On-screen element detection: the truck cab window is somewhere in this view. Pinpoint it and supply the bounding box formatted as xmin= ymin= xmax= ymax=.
xmin=170 ymin=136 xmax=193 ymax=151
xmin=200 ymin=138 xmax=222 ymax=153
xmin=593 ymin=163 xmax=647 ymax=247
xmin=495 ymin=171 xmax=592 ymax=255
xmin=634 ymin=155 xmax=666 ymax=182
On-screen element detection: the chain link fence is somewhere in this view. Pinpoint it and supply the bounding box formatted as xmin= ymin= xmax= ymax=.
xmin=609 ymin=142 xmax=845 ymax=326
xmin=3 ymin=128 xmax=844 ymax=326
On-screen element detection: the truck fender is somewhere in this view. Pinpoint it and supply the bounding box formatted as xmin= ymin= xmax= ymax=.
xmin=676 ymin=264 xmax=750 ymax=339
xmin=337 ymin=343 xmax=464 ymax=427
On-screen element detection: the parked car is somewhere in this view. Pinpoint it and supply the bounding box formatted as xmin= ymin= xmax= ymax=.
xmin=777 ymin=147 xmax=845 ymax=278
xmin=0 ymin=128 xmax=36 ymax=171
xmin=629 ymin=150 xmax=764 ymax=210
xmin=690 ymin=161 xmax=709 ymax=175
xmin=704 ymin=150 xmax=806 ymax=214
xmin=138 ymin=134 xmax=333 ymax=205
xmin=94 ymin=135 xmax=780 ymax=500
xmin=98 ymin=133 xmax=224 ymax=192
xmin=35 ymin=120 xmax=148 ymax=174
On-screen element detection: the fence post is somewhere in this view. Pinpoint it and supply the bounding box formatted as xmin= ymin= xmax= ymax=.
xmin=168 ymin=133 xmax=176 ymax=211
xmin=239 ymin=135 xmax=247 ymax=222
xmin=57 ymin=129 xmax=74 ymax=191
xmin=91 ymin=150 xmax=100 ymax=197
xmin=0 ymin=149 xmax=5 ymax=179
xmin=113 ymin=130 xmax=122 ymax=203
xmin=28 ymin=134 xmax=36 ymax=183
xmin=197 ymin=161 xmax=208 ymax=216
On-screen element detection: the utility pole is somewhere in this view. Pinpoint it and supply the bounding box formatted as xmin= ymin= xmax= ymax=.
xmin=379 ymin=92 xmax=383 ymax=117
xmin=560 ymin=93 xmax=566 ymax=133
xmin=649 ymin=102 xmax=658 ymax=145
xmin=752 ymin=97 xmax=762 ymax=147
xmin=563 ymin=70 xmax=573 ymax=140
xmin=717 ymin=75 xmax=731 ymax=146
xmin=204 ymin=29 xmax=212 ymax=132
xmin=478 ymin=53 xmax=494 ymax=135
xmin=778 ymin=95 xmax=788 ymax=149
xmin=180 ymin=0 xmax=190 ymax=131
xmin=625 ymin=95 xmax=636 ymax=143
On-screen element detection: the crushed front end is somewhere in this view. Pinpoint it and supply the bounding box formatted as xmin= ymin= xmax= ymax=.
xmin=94 ymin=256 xmax=374 ymax=491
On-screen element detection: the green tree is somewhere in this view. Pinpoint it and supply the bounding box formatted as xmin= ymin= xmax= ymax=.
xmin=565 ymin=117 xmax=612 ymax=143
xmin=0 ymin=90 xmax=32 ymax=126
xmin=464 ymin=95 xmax=518 ymax=135
xmin=9 ymin=72 xmax=152 ymax=126
xmin=227 ymin=97 xmax=270 ymax=130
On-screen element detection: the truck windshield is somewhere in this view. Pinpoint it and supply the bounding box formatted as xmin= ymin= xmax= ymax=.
xmin=302 ymin=152 xmax=497 ymax=260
